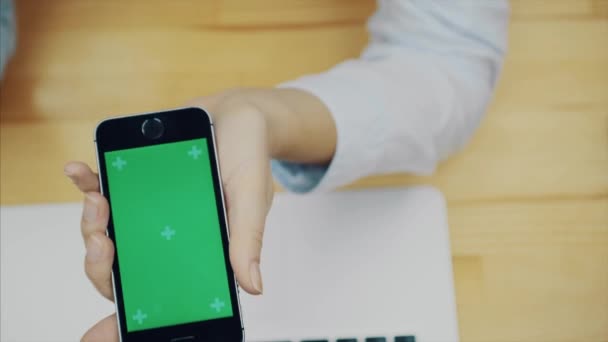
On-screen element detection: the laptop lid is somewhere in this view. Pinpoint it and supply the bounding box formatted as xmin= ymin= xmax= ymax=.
xmin=1 ymin=186 xmax=458 ymax=342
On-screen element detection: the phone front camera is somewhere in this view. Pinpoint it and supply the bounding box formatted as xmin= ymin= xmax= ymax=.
xmin=141 ymin=118 xmax=164 ymax=139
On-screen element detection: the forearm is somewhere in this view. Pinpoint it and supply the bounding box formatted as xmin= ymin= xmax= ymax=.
xmin=263 ymin=1 xmax=509 ymax=191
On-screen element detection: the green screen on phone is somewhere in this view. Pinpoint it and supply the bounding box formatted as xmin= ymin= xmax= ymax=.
xmin=104 ymin=138 xmax=233 ymax=333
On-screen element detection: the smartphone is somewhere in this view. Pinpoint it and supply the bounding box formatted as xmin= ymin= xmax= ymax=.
xmin=95 ymin=108 xmax=244 ymax=342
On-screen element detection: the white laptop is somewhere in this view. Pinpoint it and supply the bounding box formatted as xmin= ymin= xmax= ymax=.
xmin=1 ymin=186 xmax=458 ymax=342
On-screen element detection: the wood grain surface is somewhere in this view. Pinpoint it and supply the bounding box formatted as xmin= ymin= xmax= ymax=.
xmin=1 ymin=1 xmax=607 ymax=341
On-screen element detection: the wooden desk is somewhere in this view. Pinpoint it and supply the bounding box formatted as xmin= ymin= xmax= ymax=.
xmin=1 ymin=1 xmax=607 ymax=340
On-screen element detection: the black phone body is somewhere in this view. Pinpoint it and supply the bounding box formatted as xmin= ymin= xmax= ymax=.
xmin=95 ymin=108 xmax=243 ymax=342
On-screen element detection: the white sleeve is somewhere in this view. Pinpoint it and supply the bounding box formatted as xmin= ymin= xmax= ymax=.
xmin=271 ymin=0 xmax=509 ymax=193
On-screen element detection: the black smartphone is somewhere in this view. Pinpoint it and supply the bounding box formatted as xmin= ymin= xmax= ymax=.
xmin=95 ymin=108 xmax=244 ymax=342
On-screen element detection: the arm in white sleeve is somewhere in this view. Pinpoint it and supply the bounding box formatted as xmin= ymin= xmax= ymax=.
xmin=272 ymin=0 xmax=509 ymax=193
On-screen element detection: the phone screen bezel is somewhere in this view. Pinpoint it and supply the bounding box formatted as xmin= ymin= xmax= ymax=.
xmin=95 ymin=107 xmax=243 ymax=342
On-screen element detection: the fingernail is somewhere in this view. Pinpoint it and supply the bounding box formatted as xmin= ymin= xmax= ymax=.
xmin=83 ymin=194 xmax=98 ymax=222
xmin=249 ymin=262 xmax=263 ymax=294
xmin=86 ymin=235 xmax=104 ymax=262
xmin=64 ymin=163 xmax=77 ymax=177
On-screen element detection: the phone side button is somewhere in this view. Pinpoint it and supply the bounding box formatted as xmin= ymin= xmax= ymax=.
xmin=170 ymin=336 xmax=195 ymax=342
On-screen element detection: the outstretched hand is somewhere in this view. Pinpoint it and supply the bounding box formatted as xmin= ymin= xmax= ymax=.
xmin=67 ymin=93 xmax=275 ymax=341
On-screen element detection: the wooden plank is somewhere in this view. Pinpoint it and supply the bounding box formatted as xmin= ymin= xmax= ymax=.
xmin=455 ymin=245 xmax=608 ymax=341
xmin=0 ymin=25 xmax=368 ymax=120
xmin=507 ymin=20 xmax=608 ymax=62
xmin=15 ymin=0 xmax=605 ymax=28
xmin=510 ymin=0 xmax=600 ymax=19
xmin=14 ymin=0 xmax=374 ymax=30
xmin=449 ymin=199 xmax=608 ymax=255
xmin=493 ymin=60 xmax=608 ymax=112
xmin=453 ymin=198 xmax=608 ymax=341
xmin=216 ymin=0 xmax=375 ymax=27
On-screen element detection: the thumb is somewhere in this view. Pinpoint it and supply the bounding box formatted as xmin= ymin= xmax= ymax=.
xmin=214 ymin=109 xmax=273 ymax=296
xmin=223 ymin=157 xmax=272 ymax=295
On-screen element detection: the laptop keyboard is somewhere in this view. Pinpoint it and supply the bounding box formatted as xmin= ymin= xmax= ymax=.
xmin=255 ymin=336 xmax=416 ymax=342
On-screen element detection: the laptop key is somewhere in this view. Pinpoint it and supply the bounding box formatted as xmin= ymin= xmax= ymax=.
xmin=336 ymin=339 xmax=357 ymax=342
xmin=365 ymin=338 xmax=387 ymax=342
xmin=395 ymin=337 xmax=416 ymax=342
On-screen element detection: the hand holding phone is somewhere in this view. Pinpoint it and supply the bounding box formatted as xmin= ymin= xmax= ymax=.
xmin=66 ymin=102 xmax=275 ymax=341
xmin=66 ymin=88 xmax=337 ymax=341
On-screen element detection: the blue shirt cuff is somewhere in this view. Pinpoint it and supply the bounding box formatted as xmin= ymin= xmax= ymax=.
xmin=0 ymin=0 xmax=16 ymax=78
xmin=270 ymin=159 xmax=329 ymax=194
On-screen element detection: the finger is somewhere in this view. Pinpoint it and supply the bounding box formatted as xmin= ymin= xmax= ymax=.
xmin=81 ymin=188 xmax=114 ymax=300
xmin=217 ymin=113 xmax=271 ymax=295
xmin=85 ymin=232 xmax=115 ymax=301
xmin=81 ymin=313 xmax=119 ymax=342
xmin=65 ymin=161 xmax=100 ymax=193
xmin=225 ymin=160 xmax=269 ymax=295
xmin=81 ymin=192 xmax=110 ymax=240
